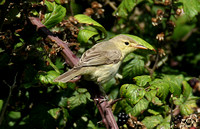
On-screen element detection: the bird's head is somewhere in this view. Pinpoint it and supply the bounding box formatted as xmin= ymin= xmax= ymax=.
xmin=109 ymin=34 xmax=148 ymax=56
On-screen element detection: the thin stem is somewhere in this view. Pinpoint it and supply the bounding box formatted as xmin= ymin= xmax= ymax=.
xmin=0 ymin=73 xmax=18 ymax=125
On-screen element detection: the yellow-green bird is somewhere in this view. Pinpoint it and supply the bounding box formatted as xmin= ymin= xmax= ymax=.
xmin=54 ymin=34 xmax=149 ymax=84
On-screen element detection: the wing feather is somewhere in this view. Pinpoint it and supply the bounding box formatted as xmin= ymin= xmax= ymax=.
xmin=76 ymin=42 xmax=122 ymax=67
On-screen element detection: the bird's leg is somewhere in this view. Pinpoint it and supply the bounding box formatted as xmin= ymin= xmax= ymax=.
xmin=98 ymin=83 xmax=109 ymax=101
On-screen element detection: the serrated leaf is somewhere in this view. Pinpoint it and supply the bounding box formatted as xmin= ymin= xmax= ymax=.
xmin=74 ymin=14 xmax=107 ymax=38
xmin=180 ymin=96 xmax=198 ymax=115
xmin=68 ymin=92 xmax=91 ymax=110
xmin=162 ymin=75 xmax=183 ymax=97
xmin=145 ymin=89 xmax=157 ymax=102
xmin=113 ymin=0 xmax=144 ymax=18
xmin=58 ymin=97 xmax=68 ymax=107
xmin=39 ymin=70 xmax=60 ymax=84
xmin=48 ymin=108 xmax=60 ymax=119
xmin=179 ymin=0 xmax=200 ymax=18
xmin=55 ymin=58 xmax=64 ymax=70
xmin=134 ymin=75 xmax=151 ymax=87
xmin=142 ymin=115 xmax=163 ymax=129
xmin=180 ymin=98 xmax=197 ymax=115
xmin=162 ymin=74 xmax=184 ymax=86
xmin=150 ymin=79 xmax=170 ymax=102
xmin=43 ymin=1 xmax=66 ymax=28
xmin=152 ymin=97 xmax=163 ymax=106
xmin=182 ymin=81 xmax=192 ymax=101
xmin=62 ymin=108 xmax=69 ymax=121
xmin=120 ymin=84 xmax=146 ymax=105
xmin=122 ymin=55 xmax=145 ymax=78
xmin=130 ymin=98 xmax=149 ymax=116
xmin=156 ymin=115 xmax=171 ymax=129
xmin=124 ymin=34 xmax=155 ymax=50
xmin=77 ymin=29 xmax=98 ymax=44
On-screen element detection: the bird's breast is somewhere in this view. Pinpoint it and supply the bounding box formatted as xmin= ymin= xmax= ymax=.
xmin=89 ymin=61 xmax=122 ymax=84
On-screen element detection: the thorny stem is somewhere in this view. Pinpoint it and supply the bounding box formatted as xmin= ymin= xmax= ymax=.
xmin=0 ymin=73 xmax=18 ymax=125
xmin=29 ymin=17 xmax=119 ymax=129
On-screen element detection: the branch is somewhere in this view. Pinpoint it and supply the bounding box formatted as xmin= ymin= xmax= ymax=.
xmin=29 ymin=17 xmax=119 ymax=129
xmin=29 ymin=17 xmax=79 ymax=67
xmin=0 ymin=73 xmax=18 ymax=125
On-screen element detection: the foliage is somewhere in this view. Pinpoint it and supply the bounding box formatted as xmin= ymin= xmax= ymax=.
xmin=0 ymin=0 xmax=200 ymax=129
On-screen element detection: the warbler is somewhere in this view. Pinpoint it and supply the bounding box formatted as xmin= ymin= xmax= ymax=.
xmin=54 ymin=34 xmax=148 ymax=84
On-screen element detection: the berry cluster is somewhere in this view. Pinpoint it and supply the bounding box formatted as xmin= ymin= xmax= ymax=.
xmin=173 ymin=114 xmax=183 ymax=128
xmin=117 ymin=112 xmax=129 ymax=126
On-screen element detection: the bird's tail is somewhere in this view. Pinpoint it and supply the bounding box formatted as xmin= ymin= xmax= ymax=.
xmin=54 ymin=68 xmax=83 ymax=83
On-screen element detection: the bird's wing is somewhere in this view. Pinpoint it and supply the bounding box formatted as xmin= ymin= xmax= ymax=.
xmin=76 ymin=47 xmax=122 ymax=67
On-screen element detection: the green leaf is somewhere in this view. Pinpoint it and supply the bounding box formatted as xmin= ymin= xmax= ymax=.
xmin=0 ymin=100 xmax=3 ymax=112
xmin=48 ymin=108 xmax=60 ymax=119
xmin=43 ymin=1 xmax=66 ymax=28
xmin=74 ymin=14 xmax=107 ymax=38
xmin=142 ymin=115 xmax=163 ymax=129
xmin=39 ymin=70 xmax=59 ymax=84
xmin=148 ymin=109 xmax=160 ymax=115
xmin=134 ymin=75 xmax=151 ymax=86
xmin=145 ymin=89 xmax=157 ymax=102
xmin=172 ymin=15 xmax=196 ymax=41
xmin=120 ymin=84 xmax=146 ymax=105
xmin=113 ymin=0 xmax=144 ymax=18
xmin=150 ymin=79 xmax=170 ymax=102
xmin=62 ymin=108 xmax=70 ymax=121
xmin=68 ymin=92 xmax=91 ymax=110
xmin=152 ymin=97 xmax=163 ymax=106
xmin=77 ymin=29 xmax=98 ymax=44
xmin=179 ymin=0 xmax=200 ymax=18
xmin=8 ymin=111 xmax=21 ymax=119
xmin=180 ymin=96 xmax=198 ymax=115
xmin=156 ymin=116 xmax=171 ymax=129
xmin=130 ymin=98 xmax=149 ymax=116
xmin=58 ymin=97 xmax=68 ymax=107
xmin=162 ymin=75 xmax=183 ymax=97
xmin=0 ymin=0 xmax=6 ymax=5
xmin=122 ymin=55 xmax=145 ymax=78
xmin=124 ymin=34 xmax=155 ymax=50
xmin=14 ymin=42 xmax=24 ymax=50
xmin=182 ymin=81 xmax=192 ymax=101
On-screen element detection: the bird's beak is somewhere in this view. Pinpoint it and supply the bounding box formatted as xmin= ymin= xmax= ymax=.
xmin=134 ymin=44 xmax=148 ymax=49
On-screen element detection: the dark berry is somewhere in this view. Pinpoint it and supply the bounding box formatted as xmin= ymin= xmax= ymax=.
xmin=117 ymin=112 xmax=130 ymax=126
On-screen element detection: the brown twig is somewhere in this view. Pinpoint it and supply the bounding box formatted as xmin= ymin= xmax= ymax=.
xmin=29 ymin=17 xmax=119 ymax=129
xmin=0 ymin=73 xmax=18 ymax=125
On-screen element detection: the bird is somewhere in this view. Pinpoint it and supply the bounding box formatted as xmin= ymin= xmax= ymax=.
xmin=54 ymin=34 xmax=149 ymax=84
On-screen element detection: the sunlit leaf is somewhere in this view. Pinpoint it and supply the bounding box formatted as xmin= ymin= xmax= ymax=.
xmin=134 ymin=75 xmax=151 ymax=87
xmin=77 ymin=29 xmax=98 ymax=44
xmin=120 ymin=84 xmax=146 ymax=106
xmin=43 ymin=1 xmax=66 ymax=28
xmin=74 ymin=14 xmax=107 ymax=38
xmin=8 ymin=111 xmax=21 ymax=119
xmin=179 ymin=0 xmax=200 ymax=18
xmin=113 ymin=0 xmax=144 ymax=18
xmin=150 ymin=79 xmax=170 ymax=101
xmin=48 ymin=108 xmax=60 ymax=119
xmin=142 ymin=115 xmax=163 ymax=129
xmin=182 ymin=81 xmax=192 ymax=101
xmin=130 ymin=98 xmax=149 ymax=116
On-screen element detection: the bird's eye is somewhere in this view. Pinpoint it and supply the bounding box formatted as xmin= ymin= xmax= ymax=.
xmin=124 ymin=42 xmax=129 ymax=45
